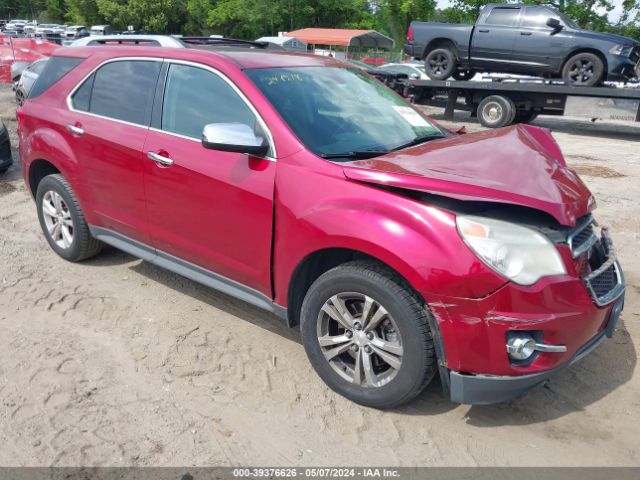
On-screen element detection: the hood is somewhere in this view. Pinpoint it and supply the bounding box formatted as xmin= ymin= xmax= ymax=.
xmin=342 ymin=124 xmax=594 ymax=226
xmin=572 ymin=29 xmax=639 ymax=46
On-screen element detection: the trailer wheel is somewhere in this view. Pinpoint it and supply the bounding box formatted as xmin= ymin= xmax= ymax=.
xmin=424 ymin=48 xmax=457 ymax=80
xmin=477 ymin=95 xmax=516 ymax=128
xmin=514 ymin=111 xmax=538 ymax=124
xmin=452 ymin=69 xmax=476 ymax=81
xmin=562 ymin=52 xmax=604 ymax=86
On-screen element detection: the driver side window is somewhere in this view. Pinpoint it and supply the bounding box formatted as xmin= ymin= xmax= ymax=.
xmin=162 ymin=63 xmax=258 ymax=140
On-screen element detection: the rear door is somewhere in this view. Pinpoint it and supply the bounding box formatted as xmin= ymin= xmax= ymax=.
xmin=471 ymin=6 xmax=522 ymax=69
xmin=142 ymin=61 xmax=276 ymax=296
xmin=515 ymin=6 xmax=571 ymax=71
xmin=65 ymin=58 xmax=161 ymax=243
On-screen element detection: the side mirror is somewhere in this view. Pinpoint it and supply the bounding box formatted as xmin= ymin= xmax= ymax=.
xmin=546 ymin=18 xmax=562 ymax=30
xmin=202 ymin=123 xmax=269 ymax=156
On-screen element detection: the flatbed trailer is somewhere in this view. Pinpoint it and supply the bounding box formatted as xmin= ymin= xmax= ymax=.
xmin=406 ymin=77 xmax=640 ymax=128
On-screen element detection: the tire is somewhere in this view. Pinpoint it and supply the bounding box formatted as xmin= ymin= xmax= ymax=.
xmin=424 ymin=47 xmax=457 ymax=80
xmin=562 ymin=52 xmax=604 ymax=86
xmin=513 ymin=111 xmax=538 ymax=124
xmin=36 ymin=174 xmax=102 ymax=262
xmin=477 ymin=95 xmax=516 ymax=128
xmin=452 ymin=69 xmax=476 ymax=81
xmin=15 ymin=90 xmax=25 ymax=106
xmin=300 ymin=260 xmax=437 ymax=408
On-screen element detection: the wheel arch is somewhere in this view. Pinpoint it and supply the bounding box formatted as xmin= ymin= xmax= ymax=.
xmin=423 ymin=38 xmax=459 ymax=60
xmin=28 ymin=159 xmax=60 ymax=198
xmin=286 ymin=248 xmax=421 ymax=328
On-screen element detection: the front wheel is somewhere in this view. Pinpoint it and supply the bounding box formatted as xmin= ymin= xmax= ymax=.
xmin=300 ymin=261 xmax=437 ymax=408
xmin=424 ymin=48 xmax=457 ymax=80
xmin=562 ymin=53 xmax=604 ymax=86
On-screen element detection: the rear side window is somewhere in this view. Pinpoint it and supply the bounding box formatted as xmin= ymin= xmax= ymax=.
xmin=29 ymin=57 xmax=82 ymax=99
xmin=484 ymin=8 xmax=520 ymax=26
xmin=71 ymin=60 xmax=161 ymax=126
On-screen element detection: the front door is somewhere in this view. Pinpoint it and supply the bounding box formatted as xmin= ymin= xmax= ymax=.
xmin=514 ymin=6 xmax=571 ymax=72
xmin=142 ymin=62 xmax=276 ymax=296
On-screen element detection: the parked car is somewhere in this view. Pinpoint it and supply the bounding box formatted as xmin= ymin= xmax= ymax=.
xmin=17 ymin=45 xmax=625 ymax=408
xmin=69 ymin=34 xmax=186 ymax=47
xmin=89 ymin=25 xmax=113 ymax=35
xmin=5 ymin=20 xmax=28 ymax=34
xmin=0 ymin=121 xmax=12 ymax=174
xmin=34 ymin=23 xmax=57 ymax=36
xmin=64 ymin=25 xmax=89 ymax=39
xmin=14 ymin=58 xmax=48 ymax=105
xmin=377 ymin=62 xmax=430 ymax=80
xmin=406 ymin=3 xmax=640 ymax=85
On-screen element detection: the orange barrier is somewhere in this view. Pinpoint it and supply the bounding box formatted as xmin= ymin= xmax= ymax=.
xmin=0 ymin=35 xmax=59 ymax=83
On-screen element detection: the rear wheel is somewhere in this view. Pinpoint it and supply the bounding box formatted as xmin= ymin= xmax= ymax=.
xmin=477 ymin=95 xmax=516 ymax=128
xmin=562 ymin=53 xmax=604 ymax=86
xmin=300 ymin=261 xmax=437 ymax=408
xmin=36 ymin=174 xmax=102 ymax=262
xmin=424 ymin=47 xmax=457 ymax=80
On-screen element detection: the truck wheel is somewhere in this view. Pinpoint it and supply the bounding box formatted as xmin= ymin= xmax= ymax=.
xmin=36 ymin=174 xmax=102 ymax=262
xmin=562 ymin=53 xmax=604 ymax=86
xmin=477 ymin=95 xmax=516 ymax=128
xmin=514 ymin=111 xmax=538 ymax=124
xmin=300 ymin=260 xmax=437 ymax=408
xmin=424 ymin=48 xmax=457 ymax=80
xmin=452 ymin=69 xmax=476 ymax=81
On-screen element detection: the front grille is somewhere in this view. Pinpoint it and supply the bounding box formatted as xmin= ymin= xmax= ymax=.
xmin=568 ymin=215 xmax=597 ymax=258
xmin=580 ymin=228 xmax=624 ymax=306
xmin=588 ymin=264 xmax=617 ymax=298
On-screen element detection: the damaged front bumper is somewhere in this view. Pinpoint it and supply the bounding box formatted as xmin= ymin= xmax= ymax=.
xmin=448 ymin=296 xmax=624 ymax=404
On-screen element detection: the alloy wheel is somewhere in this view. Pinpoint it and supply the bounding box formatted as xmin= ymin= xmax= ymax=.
xmin=481 ymin=101 xmax=503 ymax=123
xmin=429 ymin=54 xmax=449 ymax=75
xmin=569 ymin=59 xmax=594 ymax=84
xmin=316 ymin=292 xmax=404 ymax=388
xmin=42 ymin=190 xmax=74 ymax=249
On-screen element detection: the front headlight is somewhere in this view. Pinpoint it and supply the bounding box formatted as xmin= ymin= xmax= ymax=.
xmin=609 ymin=44 xmax=633 ymax=56
xmin=456 ymin=215 xmax=566 ymax=286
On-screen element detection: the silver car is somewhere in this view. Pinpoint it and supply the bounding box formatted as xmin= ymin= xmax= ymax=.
xmin=14 ymin=58 xmax=48 ymax=105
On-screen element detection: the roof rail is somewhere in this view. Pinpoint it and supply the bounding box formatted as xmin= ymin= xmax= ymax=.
xmin=180 ymin=37 xmax=270 ymax=48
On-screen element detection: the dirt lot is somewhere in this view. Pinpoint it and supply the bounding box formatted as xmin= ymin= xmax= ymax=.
xmin=0 ymin=83 xmax=638 ymax=467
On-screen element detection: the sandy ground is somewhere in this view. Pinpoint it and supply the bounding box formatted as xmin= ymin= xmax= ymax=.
xmin=0 ymin=84 xmax=638 ymax=467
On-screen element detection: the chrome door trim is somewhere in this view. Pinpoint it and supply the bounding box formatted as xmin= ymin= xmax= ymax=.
xmin=156 ymin=59 xmax=277 ymax=161
xmin=65 ymin=56 xmax=164 ymax=131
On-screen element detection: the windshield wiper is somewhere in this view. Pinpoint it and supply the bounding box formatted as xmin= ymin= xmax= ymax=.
xmin=320 ymin=149 xmax=388 ymax=160
xmin=390 ymin=134 xmax=445 ymax=152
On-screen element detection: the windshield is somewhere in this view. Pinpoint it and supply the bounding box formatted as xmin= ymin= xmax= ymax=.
xmin=246 ymin=67 xmax=442 ymax=159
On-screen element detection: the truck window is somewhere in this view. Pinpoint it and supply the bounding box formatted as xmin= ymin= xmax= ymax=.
xmin=484 ymin=7 xmax=520 ymax=27
xmin=522 ymin=7 xmax=556 ymax=28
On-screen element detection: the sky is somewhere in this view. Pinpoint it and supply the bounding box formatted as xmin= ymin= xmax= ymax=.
xmin=434 ymin=0 xmax=628 ymax=22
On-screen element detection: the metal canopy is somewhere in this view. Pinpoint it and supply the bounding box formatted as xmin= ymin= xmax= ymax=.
xmin=285 ymin=28 xmax=395 ymax=49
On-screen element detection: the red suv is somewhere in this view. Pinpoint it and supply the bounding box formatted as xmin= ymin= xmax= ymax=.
xmin=18 ymin=43 xmax=625 ymax=408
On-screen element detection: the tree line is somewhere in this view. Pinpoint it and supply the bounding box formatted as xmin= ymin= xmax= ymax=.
xmin=1 ymin=0 xmax=639 ymax=46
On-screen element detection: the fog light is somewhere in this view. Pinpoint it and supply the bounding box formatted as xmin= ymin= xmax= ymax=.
xmin=506 ymin=334 xmax=537 ymax=360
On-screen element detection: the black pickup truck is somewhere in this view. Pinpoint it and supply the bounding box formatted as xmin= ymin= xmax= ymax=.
xmin=405 ymin=3 xmax=640 ymax=86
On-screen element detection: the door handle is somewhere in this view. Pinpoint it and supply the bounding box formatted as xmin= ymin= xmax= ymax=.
xmin=65 ymin=124 xmax=84 ymax=136
xmin=478 ymin=29 xmax=490 ymax=33
xmin=520 ymin=31 xmax=532 ymax=36
xmin=147 ymin=151 xmax=174 ymax=166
